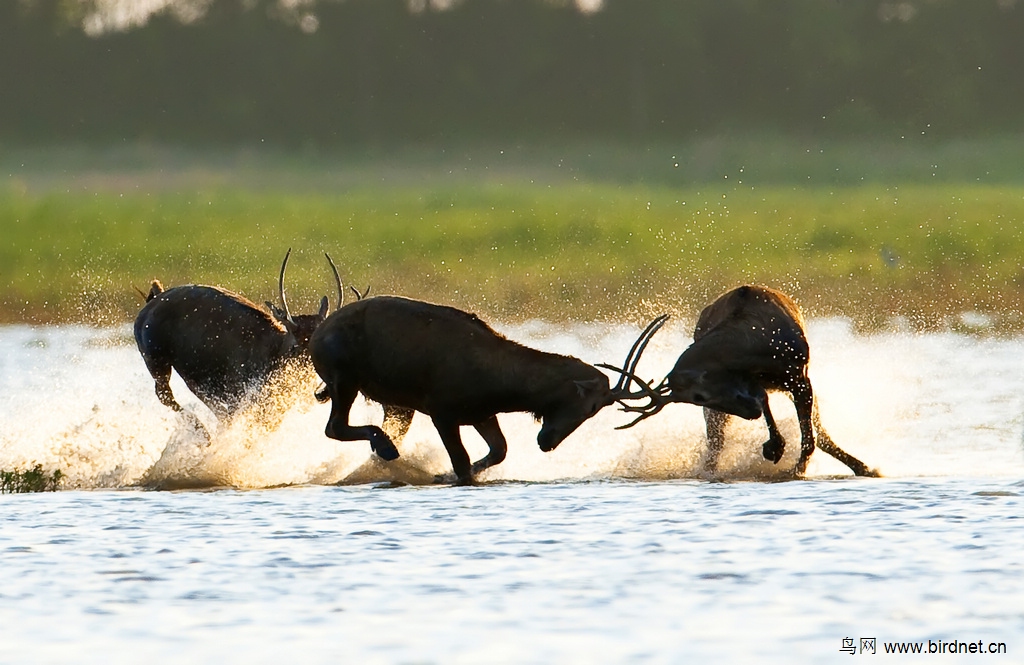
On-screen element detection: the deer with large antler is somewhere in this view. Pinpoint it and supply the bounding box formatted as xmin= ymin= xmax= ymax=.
xmin=612 ymin=286 xmax=878 ymax=478
xmin=309 ymin=295 xmax=667 ymax=484
xmin=134 ymin=250 xmax=345 ymax=432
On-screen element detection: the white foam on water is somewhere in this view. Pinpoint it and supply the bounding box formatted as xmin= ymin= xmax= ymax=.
xmin=1 ymin=319 xmax=1022 ymax=489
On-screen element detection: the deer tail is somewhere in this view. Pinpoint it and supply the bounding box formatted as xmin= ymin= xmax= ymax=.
xmin=145 ymin=280 xmax=165 ymax=302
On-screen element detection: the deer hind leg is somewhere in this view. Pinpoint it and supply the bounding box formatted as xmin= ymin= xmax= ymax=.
xmin=703 ymin=407 xmax=729 ymax=473
xmin=324 ymin=382 xmax=399 ymax=461
xmin=760 ymin=391 xmax=787 ymax=464
xmin=140 ymin=354 xmax=182 ymax=412
xmin=382 ymin=404 xmax=415 ymax=443
xmin=470 ymin=416 xmax=508 ymax=477
xmin=139 ymin=354 xmax=212 ymax=440
xmin=810 ymin=401 xmax=880 ymax=477
xmin=430 ymin=417 xmax=473 ymax=485
xmin=791 ymin=381 xmax=816 ymax=475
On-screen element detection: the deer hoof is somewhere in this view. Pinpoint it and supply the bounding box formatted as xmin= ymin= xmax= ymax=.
xmin=432 ymin=471 xmax=475 ymax=486
xmin=762 ymin=439 xmax=784 ymax=464
xmin=371 ymin=437 xmax=400 ymax=462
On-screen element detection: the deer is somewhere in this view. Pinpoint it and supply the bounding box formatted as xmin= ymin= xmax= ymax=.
xmin=617 ymin=285 xmax=878 ymax=478
xmin=134 ymin=250 xmax=414 ymax=439
xmin=309 ymin=294 xmax=668 ymax=484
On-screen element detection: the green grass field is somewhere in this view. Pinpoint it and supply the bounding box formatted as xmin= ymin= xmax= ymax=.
xmin=3 ymin=140 xmax=1024 ymax=331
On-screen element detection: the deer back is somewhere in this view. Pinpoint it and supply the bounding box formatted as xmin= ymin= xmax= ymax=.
xmin=311 ymin=296 xmax=607 ymax=422
xmin=681 ymin=285 xmax=809 ymax=372
xmin=135 ymin=285 xmax=298 ymax=403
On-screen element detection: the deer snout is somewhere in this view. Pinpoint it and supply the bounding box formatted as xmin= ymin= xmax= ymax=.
xmin=537 ymin=413 xmax=588 ymax=453
xmin=702 ymin=385 xmax=763 ymax=420
xmin=729 ymin=394 xmax=763 ymax=420
xmin=693 ymin=390 xmax=761 ymax=419
xmin=537 ymin=427 xmax=561 ymax=452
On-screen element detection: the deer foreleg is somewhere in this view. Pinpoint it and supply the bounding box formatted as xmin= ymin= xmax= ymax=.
xmin=703 ymin=407 xmax=729 ymax=473
xmin=470 ymin=416 xmax=508 ymax=477
xmin=324 ymin=383 xmax=399 ymax=461
xmin=760 ymin=393 xmax=786 ymax=464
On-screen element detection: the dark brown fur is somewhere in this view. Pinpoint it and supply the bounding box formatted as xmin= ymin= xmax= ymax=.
xmin=666 ymin=285 xmax=877 ymax=477
xmin=309 ymin=296 xmax=661 ymax=484
xmin=131 ymin=253 xmax=411 ymax=437
xmin=134 ymin=282 xmax=311 ymax=422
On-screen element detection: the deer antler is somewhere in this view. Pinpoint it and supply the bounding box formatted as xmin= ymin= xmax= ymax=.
xmin=610 ymin=314 xmax=669 ymax=394
xmin=598 ymin=313 xmax=674 ymax=430
xmin=595 ymin=363 xmax=653 ymax=398
xmin=324 ymin=252 xmax=344 ymax=311
xmin=278 ymin=248 xmax=295 ymax=324
xmin=611 ymin=377 xmax=672 ymax=429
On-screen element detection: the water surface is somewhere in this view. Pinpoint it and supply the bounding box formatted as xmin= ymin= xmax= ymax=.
xmin=1 ymin=321 xmax=1021 ymax=662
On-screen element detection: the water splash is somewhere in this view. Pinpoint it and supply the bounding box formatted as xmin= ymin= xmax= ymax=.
xmin=1 ymin=320 xmax=1022 ymax=489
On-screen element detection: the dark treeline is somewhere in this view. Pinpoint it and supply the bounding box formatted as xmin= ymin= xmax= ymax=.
xmin=3 ymin=0 xmax=1023 ymax=147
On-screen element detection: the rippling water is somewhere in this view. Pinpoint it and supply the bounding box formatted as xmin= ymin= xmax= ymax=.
xmin=1 ymin=321 xmax=1022 ymax=662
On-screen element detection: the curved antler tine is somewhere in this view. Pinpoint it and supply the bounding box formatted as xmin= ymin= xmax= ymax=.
xmin=597 ymin=364 xmax=665 ymax=403
xmin=616 ymin=373 xmax=662 ymax=402
xmin=614 ymin=401 xmax=669 ymax=430
xmin=597 ymin=362 xmax=628 ymax=393
xmin=612 ymin=330 xmax=645 ymax=393
xmin=278 ymin=248 xmax=294 ymax=323
xmin=324 ymin=252 xmax=344 ymax=311
xmin=624 ymin=314 xmax=668 ymax=378
xmin=598 ymin=368 xmax=671 ymax=429
xmin=619 ymin=379 xmax=672 ymax=413
xmin=612 ymin=314 xmax=670 ymax=393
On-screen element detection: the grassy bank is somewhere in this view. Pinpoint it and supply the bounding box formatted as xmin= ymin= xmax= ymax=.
xmin=3 ymin=142 xmax=1024 ymax=330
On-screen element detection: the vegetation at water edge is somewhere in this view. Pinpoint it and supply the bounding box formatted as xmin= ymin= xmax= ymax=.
xmin=0 ymin=464 xmax=64 ymax=493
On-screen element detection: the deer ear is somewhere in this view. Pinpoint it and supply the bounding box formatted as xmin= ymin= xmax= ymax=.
xmin=574 ymin=378 xmax=604 ymax=398
xmin=318 ymin=296 xmax=330 ymax=319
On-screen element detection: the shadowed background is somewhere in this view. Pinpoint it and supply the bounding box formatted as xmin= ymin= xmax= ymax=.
xmin=3 ymin=0 xmax=1024 ymax=327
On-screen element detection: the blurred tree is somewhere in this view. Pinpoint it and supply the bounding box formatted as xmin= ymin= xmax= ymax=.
xmin=1 ymin=0 xmax=1021 ymax=146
